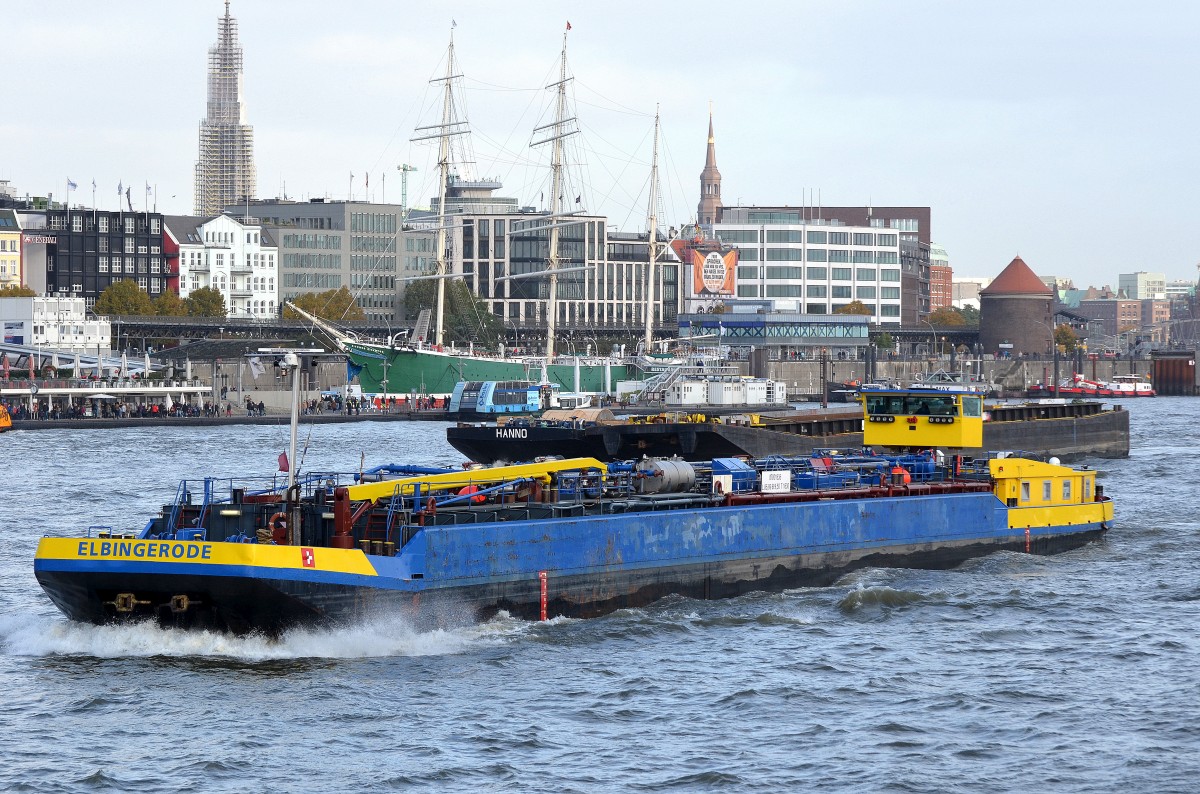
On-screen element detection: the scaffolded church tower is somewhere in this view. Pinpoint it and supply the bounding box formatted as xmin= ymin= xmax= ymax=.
xmin=194 ymin=0 xmax=256 ymax=216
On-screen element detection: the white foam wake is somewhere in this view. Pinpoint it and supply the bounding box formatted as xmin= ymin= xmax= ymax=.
xmin=0 ymin=612 xmax=527 ymax=662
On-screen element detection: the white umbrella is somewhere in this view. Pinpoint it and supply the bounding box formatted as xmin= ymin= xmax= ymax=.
xmin=72 ymin=352 xmax=81 ymax=379
xmin=185 ymin=358 xmax=192 ymax=381
xmin=144 ymin=351 xmax=152 ymax=376
xmin=165 ymin=393 xmax=174 ymax=409
xmin=51 ymin=352 xmax=61 ymax=372
xmin=120 ymin=352 xmax=128 ymax=377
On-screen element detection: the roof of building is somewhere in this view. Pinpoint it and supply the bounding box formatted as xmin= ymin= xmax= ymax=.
xmin=0 ymin=208 xmax=20 ymax=230
xmin=980 ymin=256 xmax=1053 ymax=296
xmin=164 ymin=215 xmax=208 ymax=245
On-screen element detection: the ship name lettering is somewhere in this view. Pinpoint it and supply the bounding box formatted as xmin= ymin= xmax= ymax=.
xmin=76 ymin=540 xmax=213 ymax=560
xmin=495 ymin=428 xmax=528 ymax=439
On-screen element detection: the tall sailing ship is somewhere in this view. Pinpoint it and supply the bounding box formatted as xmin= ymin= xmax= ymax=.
xmin=297 ymin=30 xmax=660 ymax=397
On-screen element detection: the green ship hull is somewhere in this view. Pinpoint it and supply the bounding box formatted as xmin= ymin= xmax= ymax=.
xmin=345 ymin=343 xmax=632 ymax=395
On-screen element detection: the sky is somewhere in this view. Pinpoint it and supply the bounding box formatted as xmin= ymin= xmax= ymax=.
xmin=6 ymin=0 xmax=1200 ymax=288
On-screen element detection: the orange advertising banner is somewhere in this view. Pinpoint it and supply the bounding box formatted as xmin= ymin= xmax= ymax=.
xmin=691 ymin=248 xmax=737 ymax=296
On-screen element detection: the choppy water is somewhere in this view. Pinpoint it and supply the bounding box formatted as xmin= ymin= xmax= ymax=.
xmin=1 ymin=403 xmax=1198 ymax=792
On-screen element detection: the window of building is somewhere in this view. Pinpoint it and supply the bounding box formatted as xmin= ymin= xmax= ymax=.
xmin=852 ymin=251 xmax=874 ymax=264
xmin=766 ymin=266 xmax=803 ymax=280
xmin=852 ymin=233 xmax=873 ymax=246
xmin=881 ymin=287 xmax=900 ymax=299
xmin=71 ymin=216 xmax=83 ymax=232
xmin=806 ymin=249 xmax=827 ymax=262
xmin=877 ymin=233 xmax=897 ymax=246
xmin=99 ymin=256 xmax=108 ymax=273
xmin=1043 ymin=481 xmax=1052 ymax=501
xmin=807 ymin=266 xmax=827 ymax=280
xmin=806 ymin=303 xmax=828 ymax=314
xmin=766 ymin=230 xmax=802 ymax=243
xmin=137 ymin=276 xmax=147 ymax=290
xmin=98 ymin=216 xmax=109 ymax=233
xmin=857 ymin=286 xmax=877 ymax=299
xmin=765 ymin=284 xmax=802 ymax=297
xmin=1021 ymin=482 xmax=1031 ymax=502
xmin=880 ymin=269 xmax=901 ymax=282
xmin=807 ymin=284 xmax=827 ymax=298
xmin=831 ymin=268 xmax=852 ymax=281
xmin=150 ymin=218 xmax=160 ymax=235
xmin=737 ymin=266 xmax=760 ymax=281
xmin=880 ymin=305 xmax=900 ymax=317
xmin=739 ymin=249 xmax=759 ymax=262
xmin=125 ymin=218 xmax=135 ymax=234
xmin=856 ymin=268 xmax=877 ymax=281
xmin=829 ymin=250 xmax=850 ymax=263
xmin=1063 ymin=480 xmax=1072 ymax=500
xmin=807 ymin=230 xmax=827 ymax=244
xmin=832 ymin=286 xmax=852 ymax=299
xmin=829 ymin=231 xmax=849 ymax=245
xmin=875 ymin=252 xmax=899 ymax=264
xmin=737 ymin=285 xmax=759 ymax=298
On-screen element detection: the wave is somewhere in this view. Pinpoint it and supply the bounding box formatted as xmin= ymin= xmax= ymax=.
xmin=0 ymin=611 xmax=523 ymax=662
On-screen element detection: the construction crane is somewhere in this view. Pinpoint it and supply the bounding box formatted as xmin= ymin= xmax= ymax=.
xmin=397 ymin=163 xmax=417 ymax=222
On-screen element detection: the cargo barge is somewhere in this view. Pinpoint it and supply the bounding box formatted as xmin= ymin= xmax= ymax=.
xmin=34 ymin=387 xmax=1114 ymax=635
xmin=447 ymin=400 xmax=1130 ymax=464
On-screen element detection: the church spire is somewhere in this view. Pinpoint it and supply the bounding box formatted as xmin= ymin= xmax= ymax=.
xmin=697 ymin=105 xmax=722 ymax=227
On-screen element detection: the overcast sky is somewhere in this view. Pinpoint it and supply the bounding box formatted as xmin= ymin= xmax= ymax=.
xmin=6 ymin=1 xmax=1200 ymax=287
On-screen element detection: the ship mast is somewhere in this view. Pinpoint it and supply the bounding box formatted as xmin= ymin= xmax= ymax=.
xmin=644 ymin=107 xmax=661 ymax=353
xmin=411 ymin=33 xmax=467 ymax=348
xmin=432 ymin=37 xmax=456 ymax=348
xmin=534 ymin=28 xmax=574 ymax=362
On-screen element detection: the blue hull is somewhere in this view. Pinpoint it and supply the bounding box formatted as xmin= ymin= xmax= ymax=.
xmin=36 ymin=492 xmax=1106 ymax=632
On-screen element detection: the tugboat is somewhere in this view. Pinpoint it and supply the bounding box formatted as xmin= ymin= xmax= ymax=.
xmin=34 ymin=377 xmax=1114 ymax=634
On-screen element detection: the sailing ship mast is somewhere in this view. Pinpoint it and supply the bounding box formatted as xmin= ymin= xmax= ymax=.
xmin=532 ymin=27 xmax=575 ymax=362
xmin=411 ymin=33 xmax=467 ymax=348
xmin=644 ymin=107 xmax=661 ymax=353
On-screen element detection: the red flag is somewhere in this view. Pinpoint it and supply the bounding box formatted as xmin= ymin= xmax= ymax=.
xmin=566 ymin=20 xmax=571 ymax=30
xmin=278 ymin=452 xmax=289 ymax=472
xmin=301 ymin=547 xmax=315 ymax=568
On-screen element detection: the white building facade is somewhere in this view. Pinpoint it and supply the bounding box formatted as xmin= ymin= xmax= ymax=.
xmin=1118 ymin=271 xmax=1166 ymax=300
xmin=170 ymin=214 xmax=278 ymax=317
xmin=712 ymin=214 xmax=904 ymax=324
xmin=0 ymin=296 xmax=111 ymax=352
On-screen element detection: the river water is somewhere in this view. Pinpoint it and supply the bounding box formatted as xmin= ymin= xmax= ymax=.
xmin=1 ymin=400 xmax=1197 ymax=792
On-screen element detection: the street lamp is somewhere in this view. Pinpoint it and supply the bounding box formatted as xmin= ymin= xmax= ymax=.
xmin=1034 ymin=318 xmax=1059 ymax=396
xmin=922 ymin=319 xmax=937 ymax=358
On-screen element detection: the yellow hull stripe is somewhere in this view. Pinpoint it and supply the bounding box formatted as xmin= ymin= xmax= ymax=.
xmin=35 ymin=537 xmax=379 ymax=576
xmin=1006 ymin=500 xmax=1113 ymax=530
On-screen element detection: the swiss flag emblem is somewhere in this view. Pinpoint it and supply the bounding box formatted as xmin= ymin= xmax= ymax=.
xmin=301 ymin=547 xmax=315 ymax=568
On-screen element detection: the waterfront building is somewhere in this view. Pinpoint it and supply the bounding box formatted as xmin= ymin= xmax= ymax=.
xmin=952 ymin=276 xmax=990 ymax=310
xmin=166 ymin=214 xmax=278 ymax=318
xmin=712 ymin=208 xmax=904 ymax=325
xmin=194 ymin=1 xmax=256 ymax=216
xmin=979 ymin=255 xmax=1055 ymax=355
xmin=0 ymin=295 xmax=111 ymax=353
xmin=23 ymin=209 xmax=170 ymax=307
xmin=408 ymin=177 xmax=679 ymax=334
xmin=0 ymin=209 xmax=21 ymax=289
xmin=1118 ymin=271 xmax=1166 ymax=300
xmin=242 ymin=198 xmax=402 ymax=323
xmin=929 ymin=243 xmax=952 ymax=310
xmin=1079 ymin=298 xmax=1142 ymax=338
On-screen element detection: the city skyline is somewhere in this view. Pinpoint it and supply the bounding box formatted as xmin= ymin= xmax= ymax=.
xmin=7 ymin=1 xmax=1200 ymax=287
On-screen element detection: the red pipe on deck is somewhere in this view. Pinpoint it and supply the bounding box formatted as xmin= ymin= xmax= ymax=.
xmin=331 ymin=488 xmax=355 ymax=549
